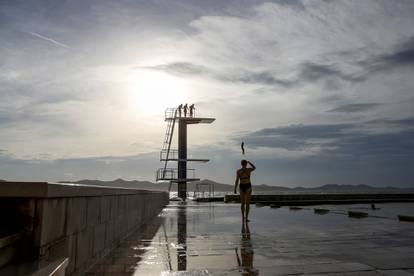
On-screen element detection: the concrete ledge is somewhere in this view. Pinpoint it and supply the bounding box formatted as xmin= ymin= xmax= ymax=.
xmin=0 ymin=181 xmax=169 ymax=276
xmin=0 ymin=181 xmax=160 ymax=198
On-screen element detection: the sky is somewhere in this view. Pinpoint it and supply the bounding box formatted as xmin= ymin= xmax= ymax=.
xmin=1 ymin=0 xmax=414 ymax=187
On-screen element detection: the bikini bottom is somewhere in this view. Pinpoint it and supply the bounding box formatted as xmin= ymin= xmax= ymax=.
xmin=239 ymin=183 xmax=252 ymax=192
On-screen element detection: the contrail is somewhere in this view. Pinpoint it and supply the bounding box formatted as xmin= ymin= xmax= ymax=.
xmin=28 ymin=31 xmax=70 ymax=49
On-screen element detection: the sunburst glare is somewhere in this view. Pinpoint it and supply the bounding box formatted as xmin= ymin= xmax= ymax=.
xmin=127 ymin=70 xmax=189 ymax=117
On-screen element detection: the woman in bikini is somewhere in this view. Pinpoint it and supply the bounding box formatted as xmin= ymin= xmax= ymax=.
xmin=234 ymin=160 xmax=256 ymax=221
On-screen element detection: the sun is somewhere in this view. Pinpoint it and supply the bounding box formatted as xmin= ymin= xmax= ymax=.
xmin=128 ymin=70 xmax=189 ymax=116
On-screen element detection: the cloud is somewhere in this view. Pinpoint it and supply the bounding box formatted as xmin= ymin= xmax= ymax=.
xmin=238 ymin=123 xmax=355 ymax=152
xmin=239 ymin=117 xmax=414 ymax=166
xmin=298 ymin=62 xmax=364 ymax=83
xmin=28 ymin=31 xmax=70 ymax=49
xmin=146 ymin=60 xmax=367 ymax=90
xmin=325 ymin=129 xmax=414 ymax=159
xmin=0 ymin=104 xmax=75 ymax=128
xmin=328 ymin=103 xmax=381 ymax=113
xmin=248 ymin=123 xmax=354 ymax=140
xmin=380 ymin=37 xmax=414 ymax=66
xmin=384 ymin=116 xmax=414 ymax=128
xmin=144 ymin=62 xmax=295 ymax=87
xmin=0 ymin=153 xmax=161 ymax=182
xmin=1 ymin=0 xmax=414 ymax=186
xmin=144 ymin=62 xmax=210 ymax=76
xmin=359 ymin=36 xmax=414 ymax=74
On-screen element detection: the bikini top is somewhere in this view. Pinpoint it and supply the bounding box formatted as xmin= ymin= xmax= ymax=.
xmin=239 ymin=170 xmax=251 ymax=184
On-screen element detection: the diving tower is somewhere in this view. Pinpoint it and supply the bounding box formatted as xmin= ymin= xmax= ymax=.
xmin=156 ymin=107 xmax=215 ymax=200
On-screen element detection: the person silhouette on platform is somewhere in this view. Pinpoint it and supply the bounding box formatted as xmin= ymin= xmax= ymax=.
xmin=183 ymin=104 xmax=188 ymax=117
xmin=189 ymin=104 xmax=195 ymax=117
xmin=234 ymin=160 xmax=256 ymax=221
xmin=178 ymin=104 xmax=182 ymax=117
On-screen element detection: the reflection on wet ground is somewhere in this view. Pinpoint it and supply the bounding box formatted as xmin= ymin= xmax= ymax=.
xmin=87 ymin=202 xmax=414 ymax=275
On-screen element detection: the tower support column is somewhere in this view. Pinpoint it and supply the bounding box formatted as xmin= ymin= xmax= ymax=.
xmin=178 ymin=119 xmax=187 ymax=200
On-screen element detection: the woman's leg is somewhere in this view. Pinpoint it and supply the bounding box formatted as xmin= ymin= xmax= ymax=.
xmin=245 ymin=188 xmax=252 ymax=221
xmin=240 ymin=191 xmax=246 ymax=219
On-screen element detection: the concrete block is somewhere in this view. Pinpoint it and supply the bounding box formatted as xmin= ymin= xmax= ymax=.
xmin=105 ymin=222 xmax=115 ymax=248
xmin=129 ymin=194 xmax=138 ymax=213
xmin=117 ymin=196 xmax=127 ymax=218
xmin=137 ymin=197 xmax=145 ymax=227
xmin=86 ymin=197 xmax=100 ymax=227
xmin=100 ymin=196 xmax=111 ymax=223
xmin=66 ymin=197 xmax=87 ymax=235
xmin=109 ymin=196 xmax=117 ymax=221
xmin=76 ymin=228 xmax=93 ymax=268
xmin=120 ymin=216 xmax=129 ymax=236
xmin=139 ymin=196 xmax=147 ymax=221
xmin=114 ymin=219 xmax=122 ymax=242
xmin=93 ymin=223 xmax=106 ymax=257
xmin=38 ymin=198 xmax=67 ymax=246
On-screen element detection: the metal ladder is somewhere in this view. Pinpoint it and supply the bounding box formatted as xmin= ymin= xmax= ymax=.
xmin=162 ymin=109 xmax=177 ymax=182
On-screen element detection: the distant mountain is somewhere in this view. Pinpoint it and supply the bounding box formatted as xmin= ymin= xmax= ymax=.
xmin=59 ymin=178 xmax=413 ymax=193
xmin=290 ymin=183 xmax=408 ymax=193
xmin=0 ymin=179 xmax=6 ymax=182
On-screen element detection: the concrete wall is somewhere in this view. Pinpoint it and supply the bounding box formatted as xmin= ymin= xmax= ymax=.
xmin=0 ymin=182 xmax=169 ymax=276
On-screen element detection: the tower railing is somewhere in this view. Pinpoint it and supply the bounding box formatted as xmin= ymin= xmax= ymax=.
xmin=160 ymin=149 xmax=178 ymax=161
xmin=165 ymin=107 xmax=199 ymax=120
xmin=156 ymin=168 xmax=197 ymax=182
xmin=160 ymin=149 xmax=210 ymax=162
xmin=165 ymin=108 xmax=177 ymax=120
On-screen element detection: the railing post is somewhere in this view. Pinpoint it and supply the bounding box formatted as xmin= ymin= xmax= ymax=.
xmin=178 ymin=118 xmax=187 ymax=200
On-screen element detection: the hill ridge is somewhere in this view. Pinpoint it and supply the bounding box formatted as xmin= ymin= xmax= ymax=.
xmin=58 ymin=178 xmax=412 ymax=192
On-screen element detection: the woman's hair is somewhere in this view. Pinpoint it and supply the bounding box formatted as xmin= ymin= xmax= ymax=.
xmin=241 ymin=159 xmax=248 ymax=166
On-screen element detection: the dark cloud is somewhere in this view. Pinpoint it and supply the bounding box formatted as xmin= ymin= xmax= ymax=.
xmin=240 ymin=117 xmax=414 ymax=160
xmin=144 ymin=62 xmax=210 ymax=76
xmin=144 ymin=62 xmax=295 ymax=87
xmin=298 ymin=62 xmax=364 ymax=83
xmin=294 ymin=36 xmax=414 ymax=85
xmin=326 ymin=130 xmax=414 ymax=159
xmin=249 ymin=123 xmax=354 ymax=140
xmin=328 ymin=103 xmax=381 ymax=113
xmin=299 ymin=62 xmax=342 ymax=81
xmin=243 ymin=134 xmax=309 ymax=150
xmin=147 ymin=60 xmax=367 ymax=89
xmin=273 ymin=0 xmax=305 ymax=9
xmin=384 ymin=116 xmax=414 ymax=127
xmin=238 ymin=123 xmax=355 ymax=150
xmin=226 ymin=71 xmax=295 ymax=87
xmin=377 ymin=37 xmax=414 ymax=67
xmin=231 ymin=118 xmax=414 ymax=186
xmin=360 ymin=36 xmax=414 ymax=74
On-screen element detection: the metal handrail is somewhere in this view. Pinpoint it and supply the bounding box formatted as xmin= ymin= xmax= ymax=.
xmin=162 ymin=109 xmax=177 ymax=179
xmin=160 ymin=149 xmax=178 ymax=160
xmin=156 ymin=168 xmax=196 ymax=181
xmin=165 ymin=107 xmax=197 ymax=119
xmin=165 ymin=108 xmax=177 ymax=120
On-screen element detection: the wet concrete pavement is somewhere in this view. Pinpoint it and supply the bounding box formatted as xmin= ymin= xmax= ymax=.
xmin=87 ymin=202 xmax=414 ymax=275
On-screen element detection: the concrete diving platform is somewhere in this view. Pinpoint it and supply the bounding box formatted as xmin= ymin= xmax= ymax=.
xmin=86 ymin=202 xmax=414 ymax=275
